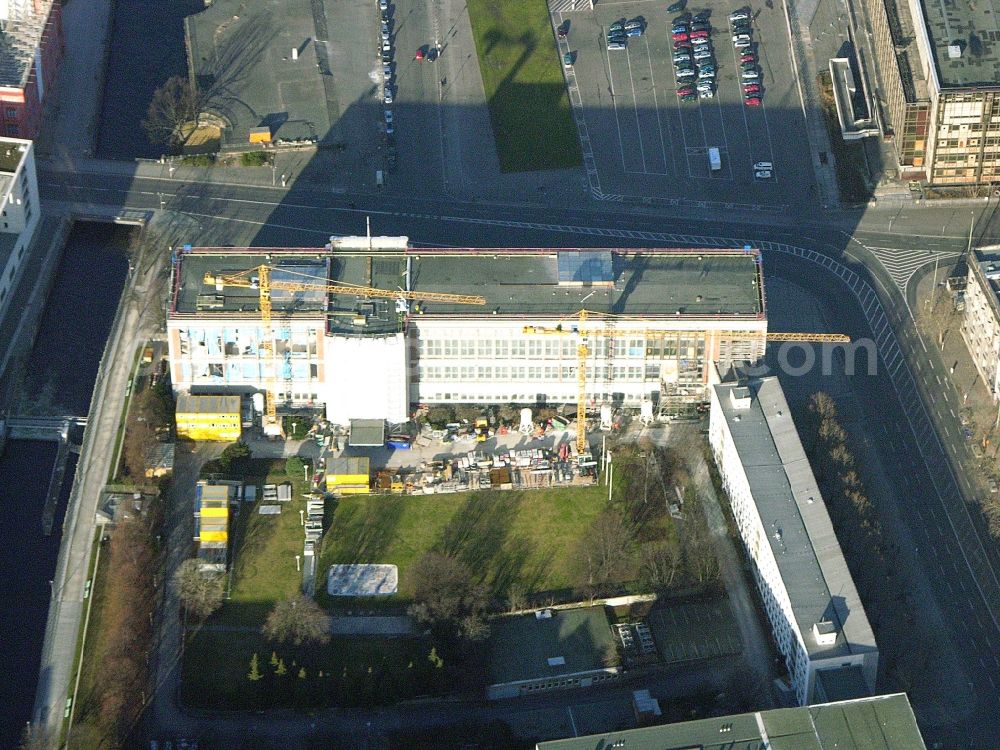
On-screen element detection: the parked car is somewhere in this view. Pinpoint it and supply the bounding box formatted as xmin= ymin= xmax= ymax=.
xmin=379 ymin=0 xmax=387 ymax=9
xmin=729 ymin=10 xmax=749 ymax=21
xmin=694 ymin=10 xmax=711 ymax=21
xmin=624 ymin=18 xmax=644 ymax=30
xmin=609 ymin=21 xmax=625 ymax=34
xmin=672 ymin=32 xmax=689 ymax=41
xmin=381 ymin=22 xmax=390 ymax=40
xmin=743 ymin=83 xmax=761 ymax=93
xmin=740 ymin=53 xmax=756 ymax=63
xmin=691 ymin=37 xmax=710 ymax=45
xmin=677 ymin=86 xmax=695 ymax=96
xmin=691 ymin=23 xmax=711 ymax=32
xmin=755 ymin=170 xmax=772 ymax=178
xmin=696 ymin=81 xmax=714 ymax=91
xmin=699 ymin=88 xmax=715 ymax=98
xmin=699 ymin=65 xmax=716 ymax=74
xmin=698 ymin=69 xmax=716 ymax=79
xmin=734 ymin=38 xmax=752 ymax=48
xmin=690 ymin=29 xmax=709 ymax=38
xmin=741 ymin=69 xmax=759 ymax=79
xmin=680 ymin=92 xmax=698 ymax=101
xmin=675 ymin=61 xmax=695 ymax=71
xmin=745 ymin=96 xmax=762 ymax=106
xmin=732 ymin=33 xmax=751 ymax=43
xmin=626 ymin=26 xmax=644 ymax=36
xmin=741 ymin=62 xmax=757 ymax=72
xmin=753 ymin=161 xmax=773 ymax=170
xmin=672 ymin=24 xmax=689 ymax=33
xmin=384 ymin=87 xmax=393 ymax=104
xmin=563 ymin=51 xmax=574 ymax=66
xmin=607 ymin=40 xmax=626 ymax=50
xmin=673 ymin=13 xmax=692 ymax=24
xmin=382 ymin=62 xmax=392 ymax=78
xmin=667 ymin=0 xmax=687 ymax=11
xmin=693 ymin=49 xmax=713 ymax=60
xmin=674 ymin=40 xmax=693 ymax=49
xmin=558 ymin=20 xmax=570 ymax=38
xmin=676 ymin=67 xmax=696 ymax=77
xmin=674 ymin=51 xmax=692 ymax=62
xmin=732 ymin=21 xmax=751 ymax=31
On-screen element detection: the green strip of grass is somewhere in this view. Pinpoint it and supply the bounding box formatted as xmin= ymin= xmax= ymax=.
xmin=466 ymin=0 xmax=582 ymax=172
xmin=316 ymin=486 xmax=609 ymax=608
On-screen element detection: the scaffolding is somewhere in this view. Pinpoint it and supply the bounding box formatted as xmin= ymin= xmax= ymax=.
xmin=0 ymin=0 xmax=54 ymax=88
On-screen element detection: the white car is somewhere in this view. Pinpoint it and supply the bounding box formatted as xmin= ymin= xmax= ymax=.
xmin=381 ymin=22 xmax=390 ymax=40
xmin=698 ymin=70 xmax=716 ymax=79
xmin=382 ymin=40 xmax=391 ymax=52
xmin=741 ymin=70 xmax=760 ymax=79
xmin=753 ymin=161 xmax=773 ymax=170
xmin=694 ymin=49 xmax=713 ymax=60
xmin=699 ymin=88 xmax=715 ymax=98
xmin=734 ymin=38 xmax=752 ymax=48
xmin=732 ymin=33 xmax=751 ymax=43
xmin=691 ymin=36 xmax=710 ymax=45
xmin=755 ymin=170 xmax=772 ymax=179
xmin=384 ymin=87 xmax=393 ymax=104
xmin=729 ymin=11 xmax=749 ymax=21
xmin=676 ymin=68 xmax=696 ymax=78
xmin=379 ymin=0 xmax=388 ymax=9
xmin=383 ymin=62 xmax=392 ymax=78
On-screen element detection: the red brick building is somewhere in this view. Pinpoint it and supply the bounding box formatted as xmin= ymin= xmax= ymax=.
xmin=0 ymin=0 xmax=63 ymax=139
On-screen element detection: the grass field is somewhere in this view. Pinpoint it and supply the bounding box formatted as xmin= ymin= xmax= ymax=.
xmin=214 ymin=458 xmax=312 ymax=625
xmin=182 ymin=629 xmax=461 ymax=710
xmin=466 ymin=0 xmax=582 ymax=172
xmin=316 ymin=486 xmax=610 ymax=606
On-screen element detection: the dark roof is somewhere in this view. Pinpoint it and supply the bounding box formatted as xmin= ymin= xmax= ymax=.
xmin=536 ymin=693 xmax=926 ymax=750
xmin=348 ymin=419 xmax=385 ymax=447
xmin=489 ymin=606 xmax=616 ymax=686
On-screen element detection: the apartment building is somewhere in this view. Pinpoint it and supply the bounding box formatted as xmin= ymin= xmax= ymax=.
xmin=0 ymin=0 xmax=63 ymax=139
xmin=166 ymin=240 xmax=768 ymax=425
xmin=862 ymin=0 xmax=1000 ymax=185
xmin=709 ymin=372 xmax=878 ymax=705
xmin=0 ymin=136 xmax=37 ymax=325
xmin=961 ymin=251 xmax=1000 ymax=398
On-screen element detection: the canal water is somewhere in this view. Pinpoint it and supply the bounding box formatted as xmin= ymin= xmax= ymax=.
xmin=0 ymin=222 xmax=130 ymax=748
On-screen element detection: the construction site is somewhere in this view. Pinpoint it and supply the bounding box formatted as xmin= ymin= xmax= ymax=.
xmin=166 ymin=238 xmax=783 ymax=428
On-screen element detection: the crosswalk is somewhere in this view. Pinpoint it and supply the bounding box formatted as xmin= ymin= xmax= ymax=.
xmin=850 ymin=239 xmax=960 ymax=292
xmin=548 ymin=0 xmax=593 ymax=12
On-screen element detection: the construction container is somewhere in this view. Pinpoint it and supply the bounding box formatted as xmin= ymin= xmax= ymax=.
xmin=175 ymin=394 xmax=242 ymax=441
xmin=326 ymin=456 xmax=371 ymax=494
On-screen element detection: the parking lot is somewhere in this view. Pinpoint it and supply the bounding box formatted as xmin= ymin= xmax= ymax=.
xmin=551 ymin=0 xmax=817 ymax=209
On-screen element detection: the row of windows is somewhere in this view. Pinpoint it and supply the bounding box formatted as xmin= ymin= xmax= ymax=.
xmin=418 ymin=337 xmax=706 ymax=359
xmin=417 ymin=365 xmax=659 ymax=381
xmin=519 ymin=672 xmax=617 ymax=693
xmin=421 ymin=391 xmax=652 ymax=403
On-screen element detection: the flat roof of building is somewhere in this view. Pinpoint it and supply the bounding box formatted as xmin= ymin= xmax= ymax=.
xmin=917 ymin=0 xmax=1000 ymax=88
xmin=170 ymin=247 xmax=765 ymax=334
xmin=0 ymin=1 xmax=56 ymax=89
xmin=489 ymin=606 xmax=616 ymax=686
xmin=713 ymin=377 xmax=876 ymax=662
xmin=176 ymin=393 xmax=241 ymax=415
xmin=536 ymin=693 xmax=926 ymax=750
xmin=974 ymin=251 xmax=1000 ymax=314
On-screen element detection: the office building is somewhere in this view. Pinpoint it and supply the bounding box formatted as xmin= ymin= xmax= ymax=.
xmin=0 ymin=136 xmax=37 ymax=324
xmin=166 ymin=239 xmax=767 ymax=425
xmin=709 ymin=372 xmax=878 ymax=705
xmin=961 ymin=250 xmax=1000 ymax=398
xmin=0 ymin=0 xmax=63 ymax=139
xmin=535 ymin=693 xmax=926 ymax=750
xmin=863 ymin=0 xmax=1000 ymax=185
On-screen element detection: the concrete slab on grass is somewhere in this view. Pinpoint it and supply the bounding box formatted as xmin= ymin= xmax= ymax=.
xmin=326 ymin=563 xmax=398 ymax=596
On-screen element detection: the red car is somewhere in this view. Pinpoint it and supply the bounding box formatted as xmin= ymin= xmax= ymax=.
xmin=740 ymin=53 xmax=756 ymax=63
xmin=676 ymin=86 xmax=695 ymax=96
xmin=689 ymin=29 xmax=709 ymax=38
xmin=744 ymin=96 xmax=762 ymax=106
xmin=673 ymin=40 xmax=692 ymax=49
xmin=743 ymin=83 xmax=761 ymax=93
xmin=672 ymin=32 xmax=689 ymax=41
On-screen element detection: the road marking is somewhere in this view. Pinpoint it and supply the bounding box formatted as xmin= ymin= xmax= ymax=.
xmin=641 ymin=34 xmax=674 ymax=176
xmin=624 ymin=46 xmax=649 ymax=172
xmin=604 ymin=46 xmax=630 ymax=174
xmin=567 ymin=706 xmax=578 ymax=736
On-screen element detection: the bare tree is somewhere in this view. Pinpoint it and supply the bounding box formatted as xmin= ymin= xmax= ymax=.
xmin=174 ymin=559 xmax=225 ymax=620
xmin=263 ymin=596 xmax=330 ymax=646
xmin=408 ymin=552 xmax=489 ymax=639
xmin=579 ymin=508 xmax=635 ymax=599
xmin=142 ymin=75 xmax=203 ymax=147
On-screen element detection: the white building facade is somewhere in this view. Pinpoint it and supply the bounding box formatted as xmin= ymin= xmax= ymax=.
xmin=0 ymin=137 xmax=39 ymax=325
xmin=709 ymin=374 xmax=878 ymax=705
xmin=961 ymin=252 xmax=1000 ymax=399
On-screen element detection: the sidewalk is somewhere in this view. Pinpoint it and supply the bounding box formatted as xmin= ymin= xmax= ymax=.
xmin=36 ymin=0 xmax=114 ymax=159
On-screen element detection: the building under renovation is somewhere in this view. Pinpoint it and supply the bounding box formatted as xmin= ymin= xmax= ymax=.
xmin=165 ymin=238 xmax=767 ymax=425
xmin=0 ymin=0 xmax=63 ymax=139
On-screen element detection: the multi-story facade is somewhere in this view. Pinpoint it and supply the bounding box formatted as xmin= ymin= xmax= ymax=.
xmin=0 ymin=0 xmax=63 ymax=139
xmin=0 ymin=136 xmax=38 ymax=325
xmin=166 ymin=240 xmax=768 ymax=425
xmin=961 ymin=251 xmax=1000 ymax=398
xmin=861 ymin=0 xmax=1000 ymax=185
xmin=709 ymin=372 xmax=878 ymax=706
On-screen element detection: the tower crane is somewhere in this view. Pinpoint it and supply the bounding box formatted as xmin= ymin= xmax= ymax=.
xmin=523 ymin=311 xmax=850 ymax=456
xmin=204 ymin=264 xmax=486 ymax=436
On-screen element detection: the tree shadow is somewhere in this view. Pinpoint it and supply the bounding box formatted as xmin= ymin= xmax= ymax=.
xmin=326 ymin=495 xmax=405 ymax=565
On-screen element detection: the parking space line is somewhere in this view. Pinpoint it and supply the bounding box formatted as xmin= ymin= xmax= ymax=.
xmin=727 ymin=31 xmax=756 ymax=171
xmin=640 ymin=34 xmax=674 ymax=176
xmin=604 ymin=46 xmax=630 ymax=174
xmin=624 ymin=47 xmax=649 ymax=172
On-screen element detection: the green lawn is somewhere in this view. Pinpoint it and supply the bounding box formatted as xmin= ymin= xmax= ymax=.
xmin=466 ymin=0 xmax=582 ymax=172
xmin=182 ymin=629 xmax=461 ymax=710
xmin=316 ymin=486 xmax=609 ymax=607
xmin=215 ymin=459 xmax=312 ymax=625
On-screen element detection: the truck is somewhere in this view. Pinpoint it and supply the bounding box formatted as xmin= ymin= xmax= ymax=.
xmin=708 ymin=147 xmax=721 ymax=172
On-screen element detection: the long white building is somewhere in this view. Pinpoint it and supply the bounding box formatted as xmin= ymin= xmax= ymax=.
xmin=709 ymin=371 xmax=878 ymax=705
xmin=0 ymin=136 xmax=38 ymax=326
xmin=166 ymin=239 xmax=768 ymax=424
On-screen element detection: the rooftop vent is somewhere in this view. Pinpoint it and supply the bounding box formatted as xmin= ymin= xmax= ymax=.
xmin=812 ymin=620 xmax=838 ymax=646
xmin=948 ymin=44 xmax=962 ymax=59
xmin=546 ymin=656 xmax=566 ymax=667
xmin=730 ymin=386 xmax=752 ymax=410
